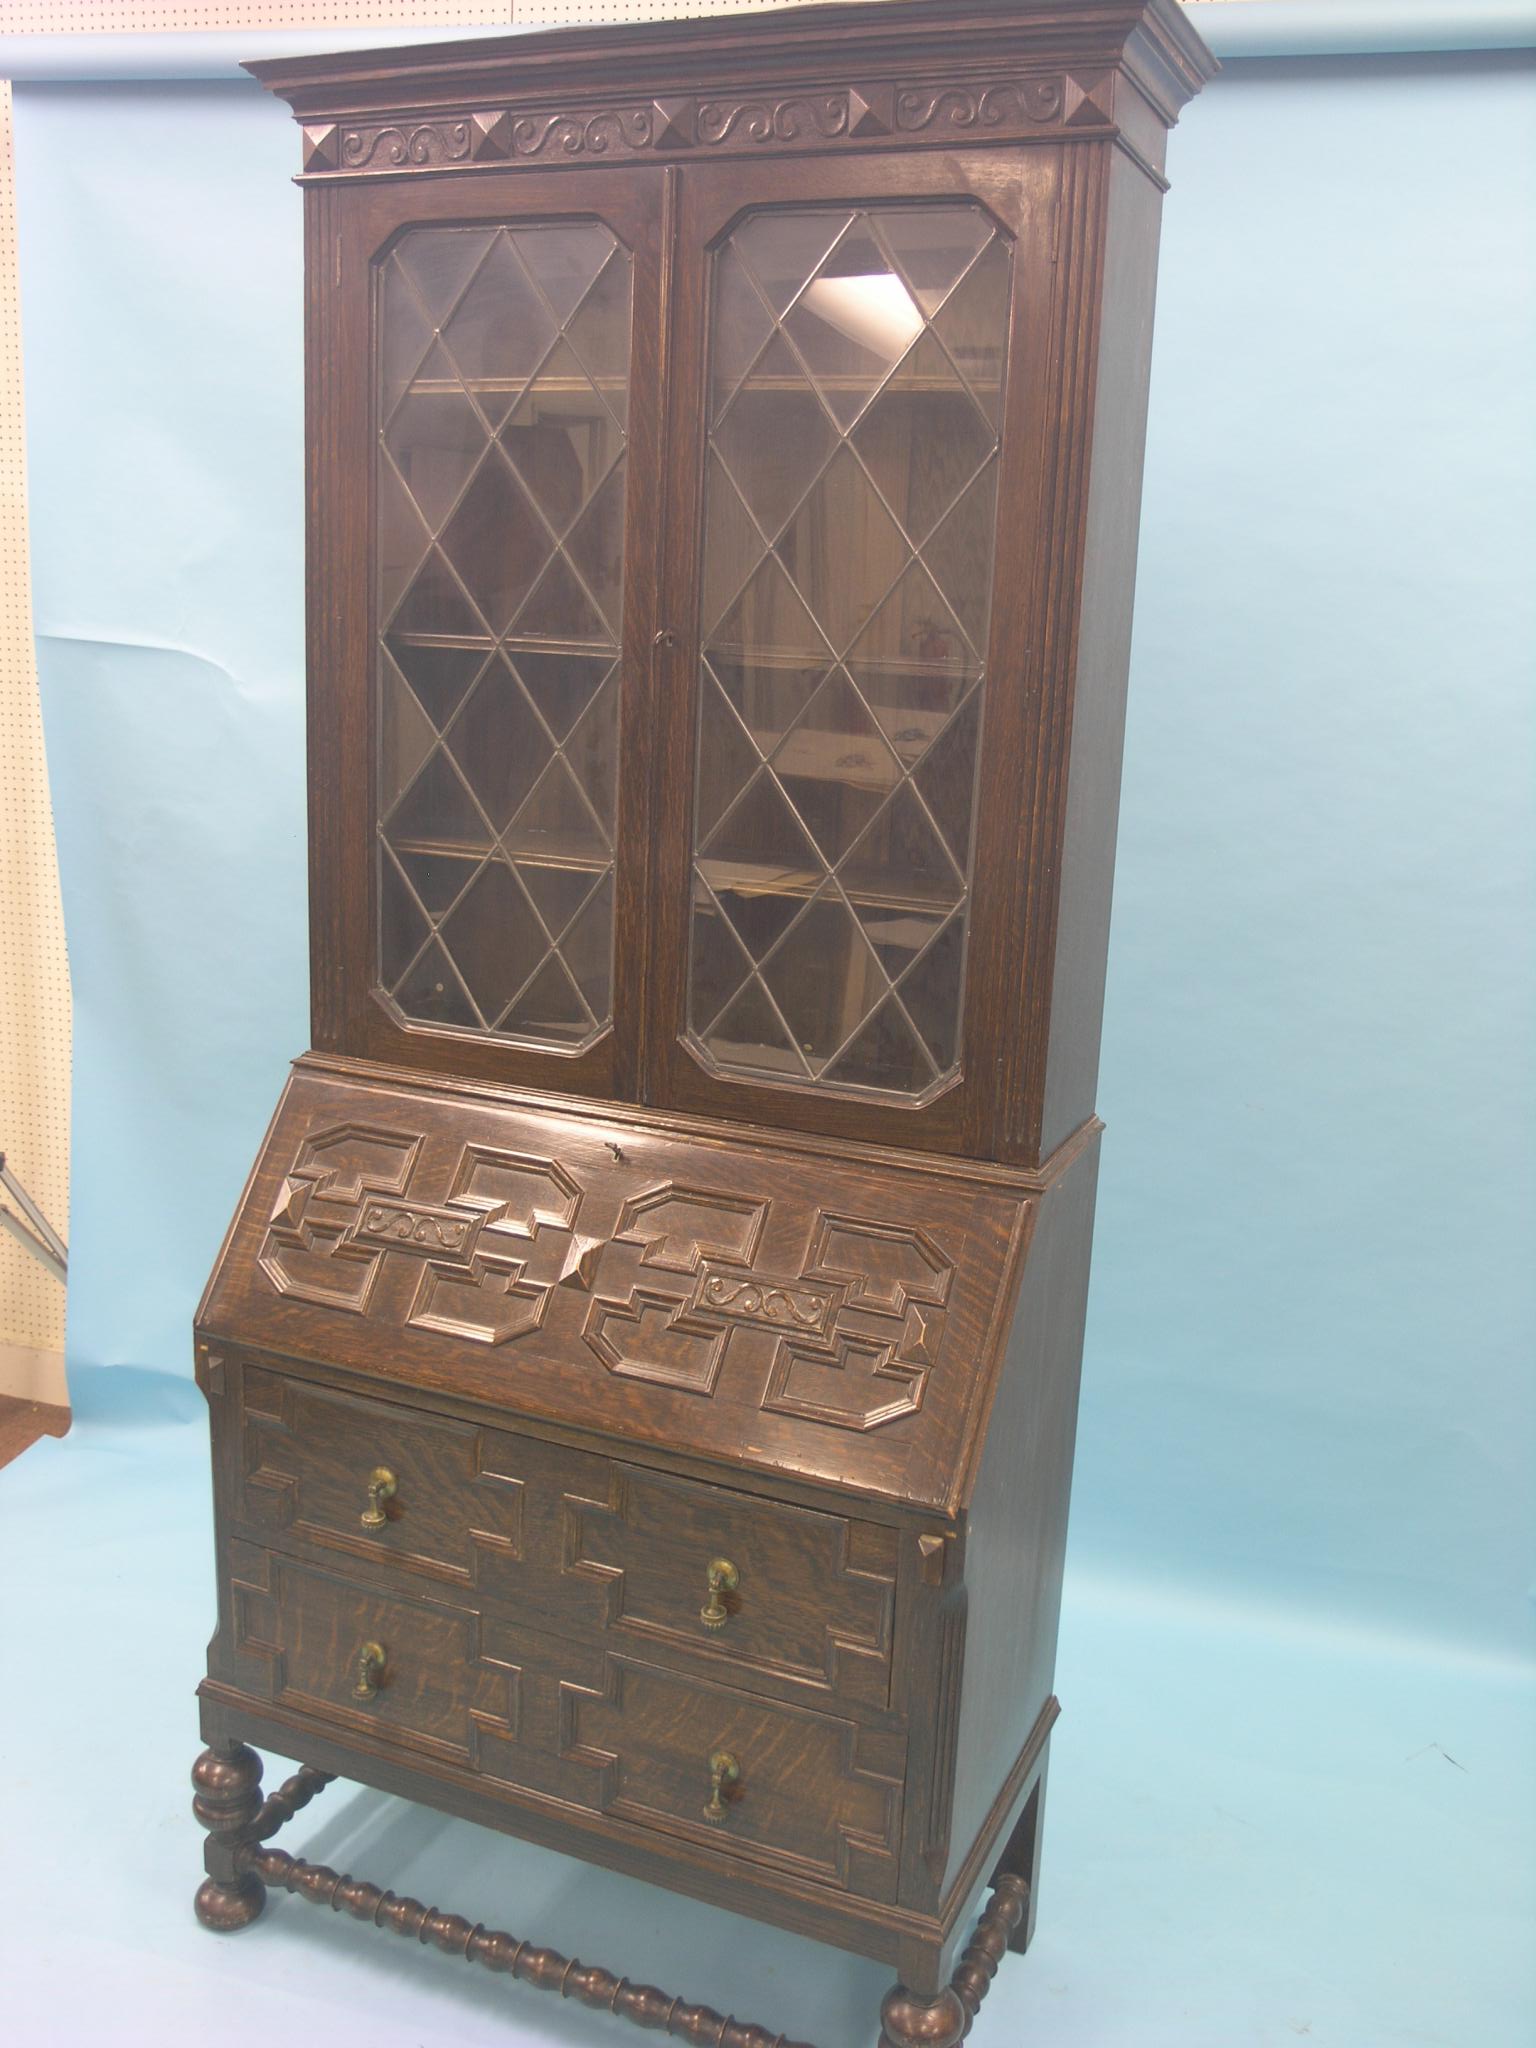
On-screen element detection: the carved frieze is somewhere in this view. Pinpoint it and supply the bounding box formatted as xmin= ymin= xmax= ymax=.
xmin=695 ymin=92 xmax=849 ymax=147
xmin=894 ymin=76 xmax=1065 ymax=132
xmin=305 ymin=70 xmax=1103 ymax=176
xmin=339 ymin=121 xmax=473 ymax=169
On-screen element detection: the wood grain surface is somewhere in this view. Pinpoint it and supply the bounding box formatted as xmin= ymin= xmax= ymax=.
xmin=195 ymin=5 xmax=1215 ymax=2038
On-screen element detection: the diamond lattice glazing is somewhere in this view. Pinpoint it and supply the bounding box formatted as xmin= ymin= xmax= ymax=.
xmin=688 ymin=202 xmax=1012 ymax=1099
xmin=374 ymin=224 xmax=631 ymax=1049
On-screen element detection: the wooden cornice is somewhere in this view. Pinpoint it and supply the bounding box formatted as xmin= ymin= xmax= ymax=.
xmin=245 ymin=0 xmax=1216 ymax=181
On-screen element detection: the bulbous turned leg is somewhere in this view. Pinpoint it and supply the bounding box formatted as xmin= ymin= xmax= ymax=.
xmin=192 ymin=1741 xmax=266 ymax=1931
xmin=878 ymin=1985 xmax=968 ymax=2048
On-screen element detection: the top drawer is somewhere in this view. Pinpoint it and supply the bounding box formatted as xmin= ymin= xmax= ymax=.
xmin=229 ymin=1360 xmax=899 ymax=1711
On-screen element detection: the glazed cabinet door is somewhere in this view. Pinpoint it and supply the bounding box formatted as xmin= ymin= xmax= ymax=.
xmin=308 ymin=169 xmax=667 ymax=1098
xmin=649 ymin=150 xmax=1063 ymax=1158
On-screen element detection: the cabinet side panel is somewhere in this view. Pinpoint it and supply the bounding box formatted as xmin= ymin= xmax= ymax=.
xmin=307 ymin=178 xmax=354 ymax=1054
xmin=1038 ymin=153 xmax=1166 ymax=1157
xmin=940 ymin=1133 xmax=1099 ymax=1895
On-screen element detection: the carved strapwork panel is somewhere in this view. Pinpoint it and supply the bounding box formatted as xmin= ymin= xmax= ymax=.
xmin=296 ymin=69 xmax=1115 ymax=177
xmin=260 ymin=1124 xmax=584 ymax=1346
xmin=219 ymin=1072 xmax=1029 ymax=1510
xmin=257 ymin=1117 xmax=957 ymax=1433
xmin=261 ymin=1121 xmax=420 ymax=1313
xmin=616 ymin=1184 xmax=768 ymax=1273
xmin=560 ymin=1656 xmax=905 ymax=1901
xmin=583 ymin=1289 xmax=733 ymax=1396
xmin=583 ymin=1182 xmax=771 ymax=1392
xmin=759 ymin=1217 xmax=954 ymax=1433
xmin=411 ymin=1148 xmax=582 ymax=1346
xmin=589 ymin=1202 xmax=955 ymax=1433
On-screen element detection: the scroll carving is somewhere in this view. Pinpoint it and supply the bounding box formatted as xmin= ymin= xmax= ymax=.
xmin=694 ymin=1263 xmax=836 ymax=1338
xmin=895 ymin=76 xmax=1065 ymax=132
xmin=258 ymin=1116 xmax=958 ymax=1430
xmin=696 ymin=93 xmax=849 ymax=146
xmin=259 ymin=1125 xmax=583 ymax=1345
xmin=339 ymin=121 xmax=472 ymax=169
xmin=588 ymin=1195 xmax=952 ymax=1429
xmin=509 ymin=107 xmax=654 ymax=157
xmin=299 ymin=71 xmax=1086 ymax=175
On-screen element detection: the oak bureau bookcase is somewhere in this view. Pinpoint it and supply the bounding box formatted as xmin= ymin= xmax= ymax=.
xmin=190 ymin=4 xmax=1214 ymax=2043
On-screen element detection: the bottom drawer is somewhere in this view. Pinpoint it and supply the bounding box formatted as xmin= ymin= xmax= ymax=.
xmin=567 ymin=1660 xmax=904 ymax=1895
xmin=221 ymin=1542 xmax=904 ymax=1899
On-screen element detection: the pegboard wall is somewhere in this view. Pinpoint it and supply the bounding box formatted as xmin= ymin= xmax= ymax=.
xmin=0 ymin=0 xmax=1266 ymax=40
xmin=0 ymin=5 xmax=507 ymax=30
xmin=0 ymin=81 xmax=71 ymax=1375
xmin=509 ymin=0 xmax=1255 ymax=18
xmin=511 ymin=1 xmax=850 ymax=23
xmin=0 ymin=0 xmax=858 ymax=31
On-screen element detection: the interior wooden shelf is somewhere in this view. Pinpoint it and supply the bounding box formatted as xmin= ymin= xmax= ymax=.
xmin=720 ymin=374 xmax=1001 ymax=399
xmin=401 ymin=373 xmax=998 ymax=402
xmin=703 ymin=644 xmax=979 ymax=680
xmin=405 ymin=377 xmax=628 ymax=398
xmin=385 ymin=631 xmax=617 ymax=661
xmin=385 ymin=831 xmax=610 ymax=875
xmin=384 ymin=833 xmax=956 ymax=919
xmin=697 ymin=857 xmax=961 ymax=915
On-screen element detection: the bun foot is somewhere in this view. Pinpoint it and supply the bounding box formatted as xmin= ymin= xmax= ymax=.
xmin=878 ymin=1985 xmax=968 ymax=2048
xmin=194 ymin=1873 xmax=267 ymax=1931
xmin=192 ymin=1740 xmax=267 ymax=1934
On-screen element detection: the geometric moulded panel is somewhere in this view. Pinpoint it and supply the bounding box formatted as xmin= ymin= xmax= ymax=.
xmin=375 ymin=223 xmax=632 ymax=1051
xmin=688 ymin=202 xmax=1012 ymax=1102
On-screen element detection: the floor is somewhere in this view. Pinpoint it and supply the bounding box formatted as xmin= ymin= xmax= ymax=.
xmin=0 ymin=1390 xmax=69 ymax=1468
xmin=2 ymin=1376 xmax=1531 ymax=2048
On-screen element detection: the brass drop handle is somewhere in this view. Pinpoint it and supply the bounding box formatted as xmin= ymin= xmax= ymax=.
xmin=703 ymin=1749 xmax=740 ymax=1824
xmin=700 ymin=1558 xmax=739 ymax=1630
xmin=360 ymin=1466 xmax=397 ymax=1530
xmin=351 ymin=1641 xmax=387 ymax=1702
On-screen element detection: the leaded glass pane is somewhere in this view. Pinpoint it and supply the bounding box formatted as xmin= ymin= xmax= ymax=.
xmin=687 ymin=201 xmax=1012 ymax=1100
xmin=376 ymin=224 xmax=631 ymax=1051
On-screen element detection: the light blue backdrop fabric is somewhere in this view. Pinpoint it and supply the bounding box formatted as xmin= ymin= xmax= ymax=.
xmin=16 ymin=55 xmax=1536 ymax=1676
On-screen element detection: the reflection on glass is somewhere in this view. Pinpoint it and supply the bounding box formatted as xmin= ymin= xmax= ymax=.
xmin=374 ymin=223 xmax=631 ymax=1048
xmin=688 ymin=201 xmax=1012 ymax=1100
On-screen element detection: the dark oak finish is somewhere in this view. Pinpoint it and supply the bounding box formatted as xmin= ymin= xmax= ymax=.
xmin=250 ymin=0 xmax=1213 ymax=1169
xmin=647 ymin=144 xmax=1061 ymax=1159
xmin=0 ymin=1393 xmax=70 ymax=1471
xmin=192 ymin=1743 xmax=1028 ymax=2048
xmin=305 ymin=166 xmax=670 ymax=1104
xmin=233 ymin=1356 xmax=898 ymax=1708
xmin=191 ymin=1741 xmax=269 ymax=1931
xmin=201 ymin=1061 xmax=1043 ymax=1513
xmin=195 ymin=4 xmax=1211 ymax=2041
